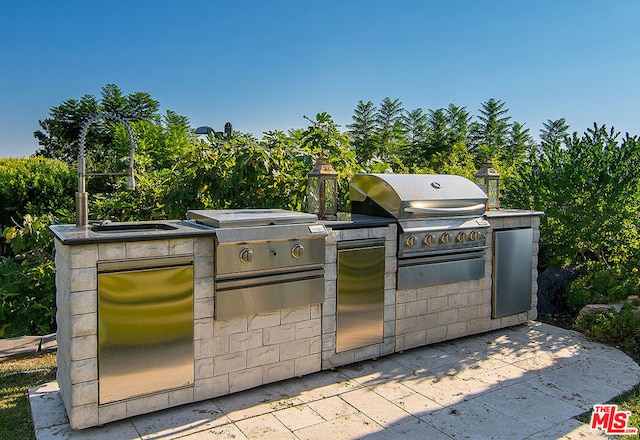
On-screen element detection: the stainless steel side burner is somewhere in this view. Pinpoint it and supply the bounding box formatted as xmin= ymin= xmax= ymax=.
xmin=186 ymin=209 xmax=327 ymax=319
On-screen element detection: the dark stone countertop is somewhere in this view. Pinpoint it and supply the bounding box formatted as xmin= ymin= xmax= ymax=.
xmin=50 ymin=219 xmax=215 ymax=245
xmin=50 ymin=213 xmax=397 ymax=245
xmin=320 ymin=213 xmax=395 ymax=230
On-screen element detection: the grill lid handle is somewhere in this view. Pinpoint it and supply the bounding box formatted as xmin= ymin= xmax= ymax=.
xmin=404 ymin=204 xmax=486 ymax=215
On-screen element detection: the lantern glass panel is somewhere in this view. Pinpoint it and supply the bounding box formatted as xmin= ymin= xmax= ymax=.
xmin=488 ymin=179 xmax=499 ymax=209
xmin=474 ymin=177 xmax=487 ymax=195
xmin=307 ymin=177 xmax=320 ymax=214
xmin=323 ymin=177 xmax=337 ymax=216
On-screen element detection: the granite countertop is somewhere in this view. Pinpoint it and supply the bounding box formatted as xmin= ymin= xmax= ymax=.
xmin=50 ymin=211 xmax=398 ymax=245
xmin=320 ymin=213 xmax=395 ymax=230
xmin=50 ymin=219 xmax=215 ymax=245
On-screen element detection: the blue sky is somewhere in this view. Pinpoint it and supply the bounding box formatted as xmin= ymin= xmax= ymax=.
xmin=1 ymin=0 xmax=639 ymax=157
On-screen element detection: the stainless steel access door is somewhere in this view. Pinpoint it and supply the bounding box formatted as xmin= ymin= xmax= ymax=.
xmin=98 ymin=256 xmax=194 ymax=404
xmin=336 ymin=239 xmax=385 ymax=352
xmin=492 ymin=228 xmax=533 ymax=318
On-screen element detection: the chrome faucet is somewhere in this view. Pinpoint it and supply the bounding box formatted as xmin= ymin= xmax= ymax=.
xmin=75 ymin=112 xmax=136 ymax=227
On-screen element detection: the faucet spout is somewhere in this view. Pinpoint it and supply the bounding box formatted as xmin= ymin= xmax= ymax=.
xmin=76 ymin=112 xmax=137 ymax=227
xmin=126 ymin=166 xmax=135 ymax=191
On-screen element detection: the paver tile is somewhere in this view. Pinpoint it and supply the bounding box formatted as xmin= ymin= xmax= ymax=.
xmin=306 ymin=396 xmax=358 ymax=421
xmin=130 ymin=400 xmax=230 ymax=439
xmin=213 ymin=382 xmax=303 ymax=421
xmin=364 ymin=418 xmax=453 ymax=440
xmin=235 ymin=413 xmax=297 ymax=439
xmin=403 ymin=374 xmax=492 ymax=406
xmin=422 ymin=399 xmax=537 ymax=440
xmin=340 ymin=387 xmax=413 ymax=427
xmin=34 ymin=419 xmax=139 ymax=440
xmin=391 ymin=391 xmax=444 ymax=416
xmin=461 ymin=363 xmax=529 ymax=386
xmin=293 ymin=411 xmax=382 ymax=440
xmin=273 ymin=404 xmax=325 ymax=431
xmin=474 ymin=382 xmax=585 ymax=430
xmin=29 ymin=382 xmax=67 ymax=430
xmin=179 ymin=422 xmax=248 ymax=439
xmin=277 ymin=369 xmax=363 ymax=403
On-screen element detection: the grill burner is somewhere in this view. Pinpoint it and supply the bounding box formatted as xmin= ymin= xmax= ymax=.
xmin=350 ymin=173 xmax=490 ymax=289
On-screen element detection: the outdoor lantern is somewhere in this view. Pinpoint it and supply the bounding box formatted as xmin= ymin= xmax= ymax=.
xmin=307 ymin=152 xmax=338 ymax=219
xmin=474 ymin=158 xmax=500 ymax=210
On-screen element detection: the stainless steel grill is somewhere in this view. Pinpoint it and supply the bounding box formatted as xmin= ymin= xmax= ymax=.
xmin=350 ymin=173 xmax=490 ymax=290
xmin=186 ymin=209 xmax=327 ymax=319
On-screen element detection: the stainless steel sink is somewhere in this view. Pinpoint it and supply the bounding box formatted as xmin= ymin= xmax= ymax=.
xmin=91 ymin=223 xmax=179 ymax=233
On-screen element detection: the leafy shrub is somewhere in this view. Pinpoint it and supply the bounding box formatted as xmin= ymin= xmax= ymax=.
xmin=576 ymin=303 xmax=640 ymax=357
xmin=565 ymin=263 xmax=640 ymax=314
xmin=503 ymin=125 xmax=640 ymax=274
xmin=0 ymin=214 xmax=60 ymax=337
xmin=0 ymin=157 xmax=75 ymax=231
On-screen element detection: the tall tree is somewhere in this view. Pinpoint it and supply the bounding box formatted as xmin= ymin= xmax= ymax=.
xmin=445 ymin=104 xmax=471 ymax=146
xmin=504 ymin=122 xmax=535 ymax=165
xmin=34 ymin=84 xmax=160 ymax=166
xmin=425 ymin=108 xmax=452 ymax=157
xmin=401 ymin=107 xmax=428 ymax=161
xmin=347 ymin=100 xmax=378 ymax=162
xmin=470 ymin=98 xmax=511 ymax=158
xmin=540 ymin=118 xmax=570 ymax=147
xmin=374 ymin=97 xmax=406 ymax=158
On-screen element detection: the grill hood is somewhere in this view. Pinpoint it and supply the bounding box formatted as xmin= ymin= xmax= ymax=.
xmin=350 ymin=173 xmax=487 ymax=219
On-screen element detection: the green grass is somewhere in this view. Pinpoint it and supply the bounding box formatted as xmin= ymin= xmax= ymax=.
xmin=0 ymin=352 xmax=57 ymax=440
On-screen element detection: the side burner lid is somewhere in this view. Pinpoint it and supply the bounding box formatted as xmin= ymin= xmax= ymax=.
xmin=186 ymin=209 xmax=318 ymax=228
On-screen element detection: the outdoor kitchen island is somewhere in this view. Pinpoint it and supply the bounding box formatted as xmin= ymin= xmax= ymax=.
xmin=51 ymin=204 xmax=541 ymax=429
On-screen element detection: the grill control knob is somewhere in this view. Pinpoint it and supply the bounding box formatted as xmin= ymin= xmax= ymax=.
xmin=291 ymin=244 xmax=304 ymax=258
xmin=440 ymin=233 xmax=452 ymax=244
xmin=468 ymin=230 xmax=480 ymax=241
xmin=423 ymin=234 xmax=435 ymax=245
xmin=239 ymin=248 xmax=254 ymax=263
xmin=456 ymin=232 xmax=468 ymax=242
xmin=405 ymin=235 xmax=418 ymax=247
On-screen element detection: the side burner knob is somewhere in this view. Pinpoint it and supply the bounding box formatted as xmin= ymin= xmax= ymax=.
xmin=291 ymin=244 xmax=304 ymax=258
xmin=440 ymin=233 xmax=452 ymax=244
xmin=239 ymin=248 xmax=254 ymax=263
xmin=405 ymin=235 xmax=418 ymax=247
xmin=423 ymin=234 xmax=435 ymax=245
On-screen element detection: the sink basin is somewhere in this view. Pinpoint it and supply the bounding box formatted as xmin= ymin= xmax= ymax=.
xmin=91 ymin=223 xmax=179 ymax=233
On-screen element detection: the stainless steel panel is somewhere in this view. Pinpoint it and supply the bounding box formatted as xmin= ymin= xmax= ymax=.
xmin=216 ymin=235 xmax=326 ymax=277
xmin=215 ymin=269 xmax=324 ymax=319
xmin=337 ymin=241 xmax=385 ymax=352
xmin=213 ymin=223 xmax=327 ymax=245
xmin=492 ymin=228 xmax=533 ymax=318
xmin=397 ymin=250 xmax=485 ymax=290
xmin=98 ymin=263 xmax=194 ymax=404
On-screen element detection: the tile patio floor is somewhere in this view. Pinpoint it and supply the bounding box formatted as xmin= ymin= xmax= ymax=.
xmin=27 ymin=321 xmax=640 ymax=439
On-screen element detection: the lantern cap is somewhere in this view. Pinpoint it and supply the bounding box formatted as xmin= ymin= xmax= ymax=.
xmin=474 ymin=158 xmax=500 ymax=179
xmin=307 ymin=152 xmax=338 ymax=177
